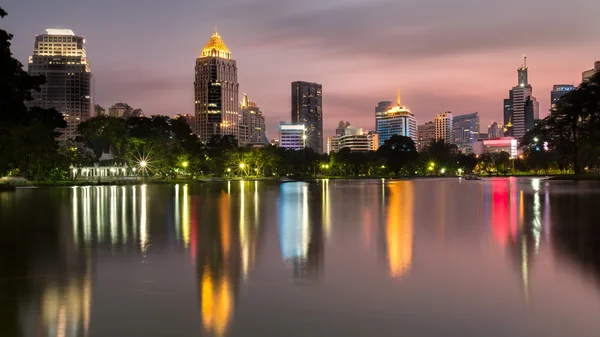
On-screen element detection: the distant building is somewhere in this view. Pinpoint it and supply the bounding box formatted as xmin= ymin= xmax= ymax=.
xmin=108 ymin=103 xmax=145 ymax=119
xmin=477 ymin=133 xmax=489 ymax=140
xmin=329 ymin=125 xmax=378 ymax=153
xmin=504 ymin=56 xmax=536 ymax=138
xmin=375 ymin=101 xmax=393 ymax=114
xmin=336 ymin=120 xmax=350 ymax=136
xmin=239 ymin=93 xmax=267 ymax=146
xmin=582 ymin=61 xmax=600 ymax=82
xmin=27 ymin=29 xmax=93 ymax=140
xmin=452 ymin=112 xmax=479 ymax=153
xmin=488 ymin=121 xmax=503 ymax=138
xmin=435 ymin=111 xmax=453 ymax=144
xmin=473 ymin=137 xmax=518 ymax=158
xmin=194 ymin=29 xmax=239 ymax=143
xmin=291 ymin=81 xmax=323 ymax=153
xmin=375 ymin=90 xmax=417 ymax=146
xmin=551 ymin=85 xmax=576 ymax=109
xmin=417 ymin=121 xmax=435 ymax=151
xmin=279 ymin=123 xmax=306 ymax=150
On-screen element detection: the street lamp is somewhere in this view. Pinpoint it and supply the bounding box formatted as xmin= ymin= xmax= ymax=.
xmin=182 ymin=161 xmax=189 ymax=168
xmin=140 ymin=160 xmax=147 ymax=168
xmin=239 ymin=163 xmax=246 ymax=169
xmin=533 ymin=137 xmax=539 ymax=143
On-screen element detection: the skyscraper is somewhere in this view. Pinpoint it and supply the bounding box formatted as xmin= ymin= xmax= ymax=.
xmin=375 ymin=90 xmax=417 ymax=146
xmin=551 ymin=85 xmax=576 ymax=109
xmin=291 ymin=81 xmax=323 ymax=153
xmin=27 ymin=29 xmax=92 ymax=140
xmin=435 ymin=111 xmax=453 ymax=144
xmin=194 ymin=30 xmax=239 ymax=143
xmin=239 ymin=93 xmax=267 ymax=146
xmin=488 ymin=121 xmax=503 ymax=138
xmin=452 ymin=112 xmax=479 ymax=153
xmin=582 ymin=61 xmax=600 ymax=82
xmin=504 ymin=57 xmax=535 ymax=138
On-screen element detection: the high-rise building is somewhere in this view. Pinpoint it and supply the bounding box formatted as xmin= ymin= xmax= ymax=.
xmin=435 ymin=111 xmax=453 ymax=144
xmin=194 ymin=30 xmax=239 ymax=143
xmin=416 ymin=121 xmax=435 ymax=151
xmin=582 ymin=61 xmax=600 ymax=82
xmin=335 ymin=120 xmax=350 ymax=136
xmin=291 ymin=81 xmax=323 ymax=153
xmin=239 ymin=93 xmax=267 ymax=146
xmin=551 ymin=85 xmax=576 ymax=109
xmin=27 ymin=29 xmax=92 ymax=140
xmin=504 ymin=57 xmax=535 ymax=138
xmin=488 ymin=121 xmax=503 ymax=138
xmin=375 ymin=90 xmax=417 ymax=146
xmin=326 ymin=136 xmax=339 ymax=154
xmin=279 ymin=123 xmax=306 ymax=150
xmin=452 ymin=112 xmax=479 ymax=153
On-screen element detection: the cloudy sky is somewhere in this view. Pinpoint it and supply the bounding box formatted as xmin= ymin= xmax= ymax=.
xmin=4 ymin=0 xmax=600 ymax=138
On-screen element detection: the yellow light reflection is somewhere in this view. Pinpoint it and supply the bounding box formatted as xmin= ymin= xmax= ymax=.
xmin=140 ymin=185 xmax=148 ymax=253
xmin=72 ymin=187 xmax=78 ymax=246
xmin=201 ymin=267 xmax=232 ymax=336
xmin=132 ymin=186 xmax=137 ymax=243
xmin=122 ymin=186 xmax=127 ymax=244
xmin=219 ymin=192 xmax=230 ymax=258
xmin=83 ymin=187 xmax=91 ymax=244
xmin=386 ymin=182 xmax=414 ymax=278
xmin=110 ymin=186 xmax=117 ymax=246
xmin=182 ymin=184 xmax=190 ymax=247
xmin=240 ymin=181 xmax=248 ymax=278
xmin=322 ymin=179 xmax=331 ymax=240
xmin=174 ymin=184 xmax=181 ymax=243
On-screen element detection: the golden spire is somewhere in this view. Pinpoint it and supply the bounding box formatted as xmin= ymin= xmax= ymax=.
xmin=397 ymin=89 xmax=401 ymax=106
xmin=201 ymin=29 xmax=231 ymax=59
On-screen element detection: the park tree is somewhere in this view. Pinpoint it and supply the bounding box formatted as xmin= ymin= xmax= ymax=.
xmin=377 ymin=135 xmax=418 ymax=176
xmin=0 ymin=8 xmax=66 ymax=180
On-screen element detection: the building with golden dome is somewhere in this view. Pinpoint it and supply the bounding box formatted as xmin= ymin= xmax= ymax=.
xmin=194 ymin=29 xmax=239 ymax=142
xmin=375 ymin=90 xmax=417 ymax=146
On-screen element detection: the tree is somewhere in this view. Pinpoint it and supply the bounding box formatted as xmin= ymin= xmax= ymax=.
xmin=376 ymin=135 xmax=418 ymax=176
xmin=0 ymin=8 xmax=66 ymax=179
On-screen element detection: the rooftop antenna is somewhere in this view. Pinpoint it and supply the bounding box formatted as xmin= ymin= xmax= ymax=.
xmin=523 ymin=54 xmax=527 ymax=68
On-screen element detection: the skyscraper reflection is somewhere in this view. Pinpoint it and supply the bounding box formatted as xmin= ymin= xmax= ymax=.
xmin=384 ymin=181 xmax=414 ymax=279
xmin=279 ymin=183 xmax=324 ymax=279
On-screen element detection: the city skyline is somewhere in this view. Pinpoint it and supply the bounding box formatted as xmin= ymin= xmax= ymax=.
xmin=5 ymin=0 xmax=599 ymax=139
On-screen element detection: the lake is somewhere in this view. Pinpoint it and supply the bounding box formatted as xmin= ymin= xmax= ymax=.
xmin=1 ymin=178 xmax=600 ymax=337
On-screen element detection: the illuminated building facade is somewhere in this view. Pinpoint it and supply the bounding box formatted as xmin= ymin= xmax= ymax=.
xmin=195 ymin=30 xmax=239 ymax=143
xmin=417 ymin=121 xmax=435 ymax=151
xmin=27 ymin=29 xmax=93 ymax=140
xmin=291 ymin=81 xmax=323 ymax=153
xmin=452 ymin=112 xmax=479 ymax=153
xmin=327 ymin=136 xmax=339 ymax=154
xmin=375 ymin=90 xmax=417 ymax=146
xmin=435 ymin=111 xmax=453 ymax=144
xmin=582 ymin=61 xmax=600 ymax=82
xmin=329 ymin=126 xmax=378 ymax=153
xmin=279 ymin=123 xmax=306 ymax=150
xmin=473 ymin=137 xmax=518 ymax=158
xmin=239 ymin=93 xmax=267 ymax=146
xmin=551 ymin=84 xmax=576 ymax=109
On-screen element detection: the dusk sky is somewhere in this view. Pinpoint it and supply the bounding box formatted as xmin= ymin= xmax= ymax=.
xmin=5 ymin=0 xmax=600 ymax=139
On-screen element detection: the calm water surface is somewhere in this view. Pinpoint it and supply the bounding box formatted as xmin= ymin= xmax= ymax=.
xmin=1 ymin=178 xmax=600 ymax=337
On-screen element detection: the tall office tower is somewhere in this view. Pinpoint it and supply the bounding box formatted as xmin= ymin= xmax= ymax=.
xmin=504 ymin=57 xmax=535 ymax=139
xmin=195 ymin=29 xmax=239 ymax=143
xmin=27 ymin=29 xmax=92 ymax=140
xmin=488 ymin=121 xmax=503 ymax=138
xmin=291 ymin=81 xmax=323 ymax=153
xmin=434 ymin=111 xmax=453 ymax=144
xmin=239 ymin=93 xmax=267 ymax=146
xmin=375 ymin=90 xmax=417 ymax=146
xmin=375 ymin=101 xmax=393 ymax=114
xmin=551 ymin=85 xmax=576 ymax=109
xmin=452 ymin=112 xmax=479 ymax=153
xmin=416 ymin=121 xmax=435 ymax=151
xmin=582 ymin=61 xmax=600 ymax=82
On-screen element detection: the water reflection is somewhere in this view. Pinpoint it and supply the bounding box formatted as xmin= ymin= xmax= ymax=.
xmin=384 ymin=182 xmax=414 ymax=278
xmin=3 ymin=180 xmax=600 ymax=336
